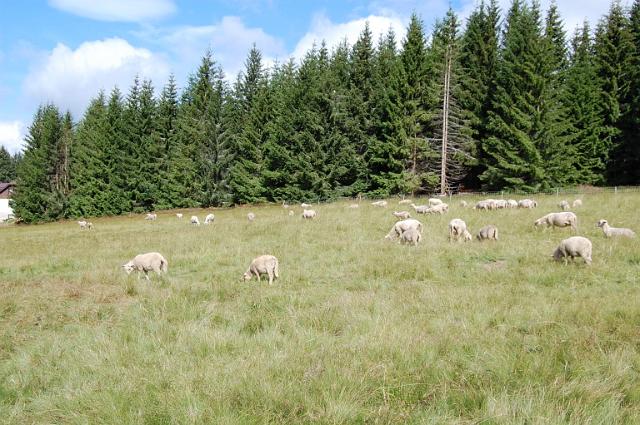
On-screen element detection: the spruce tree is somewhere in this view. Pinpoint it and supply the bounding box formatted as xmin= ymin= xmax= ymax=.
xmin=155 ymin=75 xmax=180 ymax=209
xmin=0 ymin=146 xmax=15 ymax=181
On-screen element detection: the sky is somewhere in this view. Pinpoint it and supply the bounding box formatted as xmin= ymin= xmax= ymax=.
xmin=0 ymin=0 xmax=620 ymax=154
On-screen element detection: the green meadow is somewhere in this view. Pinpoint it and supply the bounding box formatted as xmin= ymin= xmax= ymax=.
xmin=1 ymin=192 xmax=639 ymax=424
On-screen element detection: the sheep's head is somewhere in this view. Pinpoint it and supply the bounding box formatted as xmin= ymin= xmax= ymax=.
xmin=241 ymin=271 xmax=252 ymax=282
xmin=552 ymin=248 xmax=563 ymax=261
xmin=596 ymin=219 xmax=607 ymax=228
xmin=122 ymin=261 xmax=135 ymax=274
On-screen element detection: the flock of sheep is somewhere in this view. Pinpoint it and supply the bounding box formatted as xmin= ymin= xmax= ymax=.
xmin=77 ymin=195 xmax=635 ymax=283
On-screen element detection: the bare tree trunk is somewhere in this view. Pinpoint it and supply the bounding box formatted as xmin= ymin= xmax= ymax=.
xmin=440 ymin=45 xmax=452 ymax=196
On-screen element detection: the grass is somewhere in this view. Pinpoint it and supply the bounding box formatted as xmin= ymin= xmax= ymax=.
xmin=1 ymin=193 xmax=639 ymax=424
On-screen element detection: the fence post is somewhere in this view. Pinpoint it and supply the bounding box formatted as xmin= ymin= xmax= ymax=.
xmin=615 ymin=187 xmax=617 ymax=195
xmin=556 ymin=188 xmax=559 ymax=197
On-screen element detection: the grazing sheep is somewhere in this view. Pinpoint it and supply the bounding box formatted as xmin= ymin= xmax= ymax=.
xmin=494 ymin=199 xmax=508 ymax=209
xmin=302 ymin=209 xmax=317 ymax=219
xmin=204 ymin=213 xmax=215 ymax=224
xmin=400 ymin=228 xmax=422 ymax=246
xmin=518 ymin=199 xmax=537 ymax=209
xmin=393 ymin=211 xmax=411 ymax=220
xmin=426 ymin=203 xmax=449 ymax=215
xmin=122 ymin=252 xmax=168 ymax=280
xmin=190 ymin=216 xmax=200 ymax=226
xmin=385 ymin=218 xmax=423 ymax=241
xmin=448 ymin=218 xmax=471 ymax=242
xmin=282 ymin=202 xmax=290 ymax=209
xmin=410 ymin=203 xmax=430 ymax=214
xmin=176 ymin=213 xmax=183 ymax=219
xmin=288 ymin=210 xmax=295 ymax=216
xmin=398 ymin=199 xmax=413 ymax=205
xmin=534 ymin=212 xmax=578 ymax=231
xmin=477 ymin=225 xmax=499 ymax=241
xmin=428 ymin=198 xmax=443 ymax=206
xmin=573 ymin=199 xmax=583 ymax=207
xmin=559 ymin=200 xmax=570 ymax=211
xmin=507 ymin=199 xmax=518 ymax=208
xmin=552 ymin=236 xmax=592 ymax=265
xmin=247 ymin=212 xmax=256 ymax=222
xmin=371 ymin=200 xmax=388 ymax=207
xmin=348 ymin=204 xmax=360 ymax=209
xmin=301 ymin=202 xmax=312 ymax=208
xmin=145 ymin=213 xmax=157 ymax=221
xmin=596 ymin=219 xmax=636 ymax=238
xmin=474 ymin=200 xmax=493 ymax=210
xmin=459 ymin=200 xmax=468 ymax=208
xmin=78 ymin=220 xmax=90 ymax=230
xmin=242 ymin=255 xmax=279 ymax=285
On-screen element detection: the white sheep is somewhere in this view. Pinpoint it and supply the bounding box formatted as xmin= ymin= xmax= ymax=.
xmin=282 ymin=202 xmax=290 ymax=209
xmin=596 ymin=219 xmax=636 ymax=238
xmin=204 ymin=213 xmax=215 ymax=224
xmin=534 ymin=212 xmax=577 ymax=231
xmin=400 ymin=228 xmax=422 ymax=246
xmin=242 ymin=255 xmax=279 ymax=285
xmin=393 ymin=211 xmax=411 ymax=220
xmin=348 ymin=204 xmax=360 ymax=209
xmin=552 ymin=236 xmax=592 ymax=265
xmin=428 ymin=198 xmax=443 ymax=206
xmin=144 ymin=213 xmax=157 ymax=221
xmin=473 ymin=200 xmax=493 ymax=210
xmin=300 ymin=202 xmax=312 ymax=208
xmin=398 ymin=199 xmax=413 ymax=205
xmin=558 ymin=200 xmax=570 ymax=211
xmin=426 ymin=203 xmax=448 ymax=214
xmin=410 ymin=203 xmax=430 ymax=214
xmin=572 ymin=199 xmax=583 ymax=207
xmin=507 ymin=199 xmax=518 ymax=208
xmin=518 ymin=199 xmax=537 ymax=209
xmin=122 ymin=252 xmax=168 ymax=280
xmin=247 ymin=212 xmax=256 ymax=222
xmin=477 ymin=225 xmax=499 ymax=241
xmin=302 ymin=209 xmax=317 ymax=219
xmin=371 ymin=200 xmax=388 ymax=207
xmin=288 ymin=210 xmax=295 ymax=216
xmin=190 ymin=216 xmax=200 ymax=226
xmin=176 ymin=213 xmax=183 ymax=219
xmin=385 ymin=218 xmax=423 ymax=241
xmin=494 ymin=199 xmax=508 ymax=209
xmin=459 ymin=200 xmax=468 ymax=208
xmin=448 ymin=218 xmax=471 ymax=242
xmin=78 ymin=220 xmax=92 ymax=230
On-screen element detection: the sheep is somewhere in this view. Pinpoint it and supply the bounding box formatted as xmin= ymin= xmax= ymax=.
xmin=122 ymin=252 xmax=168 ymax=280
xmin=288 ymin=210 xmax=295 ymax=216
xmin=534 ymin=212 xmax=578 ymax=231
xmin=144 ymin=213 xmax=157 ymax=221
xmin=282 ymin=202 xmax=290 ymax=209
xmin=426 ymin=203 xmax=449 ymax=215
xmin=573 ymin=199 xmax=583 ymax=207
xmin=518 ymin=199 xmax=537 ymax=209
xmin=552 ymin=236 xmax=592 ymax=265
xmin=596 ymin=219 xmax=636 ymax=238
xmin=398 ymin=199 xmax=413 ymax=205
xmin=477 ymin=225 xmax=499 ymax=241
xmin=428 ymin=198 xmax=443 ymax=206
xmin=507 ymin=199 xmax=518 ymax=209
xmin=400 ymin=228 xmax=422 ymax=246
xmin=300 ymin=203 xmax=312 ymax=208
xmin=474 ymin=200 xmax=493 ymax=210
xmin=348 ymin=204 xmax=360 ymax=209
xmin=459 ymin=200 xmax=468 ymax=208
xmin=494 ymin=199 xmax=508 ymax=209
xmin=385 ymin=218 xmax=423 ymax=241
xmin=302 ymin=209 xmax=317 ymax=219
xmin=190 ymin=216 xmax=200 ymax=226
xmin=558 ymin=200 xmax=570 ymax=211
xmin=247 ymin=212 xmax=256 ymax=222
xmin=448 ymin=218 xmax=471 ymax=242
xmin=371 ymin=200 xmax=388 ymax=207
xmin=242 ymin=255 xmax=279 ymax=285
xmin=78 ymin=220 xmax=91 ymax=230
xmin=393 ymin=211 xmax=411 ymax=220
xmin=176 ymin=213 xmax=183 ymax=219
xmin=410 ymin=203 xmax=430 ymax=214
xmin=204 ymin=213 xmax=215 ymax=224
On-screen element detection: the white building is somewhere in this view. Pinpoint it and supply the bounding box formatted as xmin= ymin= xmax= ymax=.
xmin=0 ymin=182 xmax=15 ymax=221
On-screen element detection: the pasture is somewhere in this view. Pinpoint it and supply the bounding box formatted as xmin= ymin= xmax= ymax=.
xmin=1 ymin=192 xmax=639 ymax=424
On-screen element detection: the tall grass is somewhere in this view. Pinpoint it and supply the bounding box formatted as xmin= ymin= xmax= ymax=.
xmin=1 ymin=193 xmax=639 ymax=423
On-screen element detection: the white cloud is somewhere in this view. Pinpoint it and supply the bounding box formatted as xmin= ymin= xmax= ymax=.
xmin=48 ymin=0 xmax=176 ymax=22
xmin=291 ymin=13 xmax=408 ymax=61
xmin=23 ymin=38 xmax=171 ymax=118
xmin=0 ymin=121 xmax=26 ymax=154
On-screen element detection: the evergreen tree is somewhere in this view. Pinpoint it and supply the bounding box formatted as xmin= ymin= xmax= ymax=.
xmin=0 ymin=146 xmax=16 ymax=181
xmin=155 ymin=75 xmax=180 ymax=209
xmin=103 ymin=87 xmax=130 ymax=214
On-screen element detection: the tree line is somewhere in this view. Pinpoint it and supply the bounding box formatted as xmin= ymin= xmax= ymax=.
xmin=10 ymin=0 xmax=640 ymax=222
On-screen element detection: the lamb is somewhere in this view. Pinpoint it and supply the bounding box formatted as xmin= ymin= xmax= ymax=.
xmin=459 ymin=200 xmax=468 ymax=208
xmin=534 ymin=212 xmax=577 ymax=231
xmin=385 ymin=218 xmax=423 ymax=241
xmin=78 ymin=220 xmax=92 ymax=230
xmin=242 ymin=255 xmax=279 ymax=285
xmin=400 ymin=228 xmax=422 ymax=246
xmin=518 ymin=199 xmax=537 ymax=209
xmin=300 ymin=202 xmax=312 ymax=208
xmin=122 ymin=252 xmax=168 ymax=280
xmin=428 ymin=198 xmax=443 ymax=206
xmin=558 ymin=200 xmax=570 ymax=211
xmin=552 ymin=236 xmax=592 ymax=265
xmin=204 ymin=213 xmax=215 ymax=224
xmin=302 ymin=209 xmax=317 ymax=219
xmin=371 ymin=200 xmax=388 ymax=207
xmin=247 ymin=212 xmax=256 ymax=222
xmin=398 ymin=199 xmax=413 ymax=205
xmin=190 ymin=216 xmax=200 ymax=226
xmin=144 ymin=213 xmax=157 ymax=221
xmin=477 ymin=224 xmax=499 ymax=241
xmin=410 ymin=203 xmax=430 ymax=214
xmin=176 ymin=213 xmax=183 ymax=219
xmin=572 ymin=199 xmax=583 ymax=207
xmin=507 ymin=199 xmax=518 ymax=208
xmin=596 ymin=219 xmax=636 ymax=238
xmin=448 ymin=218 xmax=471 ymax=242
xmin=393 ymin=211 xmax=411 ymax=220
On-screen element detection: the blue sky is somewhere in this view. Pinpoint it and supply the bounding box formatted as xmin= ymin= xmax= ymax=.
xmin=0 ymin=0 xmax=616 ymax=153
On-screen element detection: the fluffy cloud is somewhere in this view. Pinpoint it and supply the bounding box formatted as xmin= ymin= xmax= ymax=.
xmin=23 ymin=38 xmax=171 ymax=118
xmin=291 ymin=13 xmax=407 ymax=61
xmin=48 ymin=0 xmax=176 ymax=22
xmin=0 ymin=121 xmax=26 ymax=154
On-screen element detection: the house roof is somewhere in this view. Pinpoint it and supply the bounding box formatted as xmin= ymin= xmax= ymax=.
xmin=0 ymin=182 xmax=15 ymax=194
